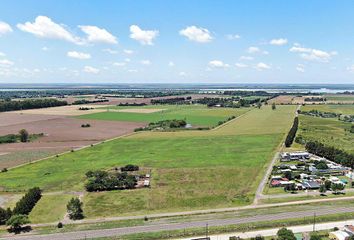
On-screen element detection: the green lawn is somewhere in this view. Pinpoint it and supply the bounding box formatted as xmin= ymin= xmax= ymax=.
xmin=29 ymin=194 xmax=73 ymax=223
xmin=77 ymin=104 xmax=250 ymax=127
xmin=0 ymin=105 xmax=296 ymax=217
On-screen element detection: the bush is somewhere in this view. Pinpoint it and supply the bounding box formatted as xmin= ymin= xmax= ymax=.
xmin=6 ymin=214 xmax=30 ymax=232
xmin=57 ymin=222 xmax=63 ymax=228
xmin=0 ymin=207 xmax=12 ymax=225
xmin=1 ymin=168 xmax=7 ymax=173
xmin=81 ymin=123 xmax=91 ymax=128
xmin=277 ymin=228 xmax=296 ymax=240
xmin=121 ymin=164 xmax=139 ymax=172
xmin=19 ymin=129 xmax=29 ymax=143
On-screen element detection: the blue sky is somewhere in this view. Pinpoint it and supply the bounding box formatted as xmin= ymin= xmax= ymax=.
xmin=0 ymin=0 xmax=354 ymax=84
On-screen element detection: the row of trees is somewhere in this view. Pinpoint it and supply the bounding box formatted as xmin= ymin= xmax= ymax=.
xmin=135 ymin=119 xmax=187 ymax=132
xmin=151 ymin=96 xmax=192 ymax=105
xmin=85 ymin=170 xmax=137 ymax=192
xmin=305 ymin=141 xmax=354 ymax=168
xmin=13 ymin=187 xmax=42 ymax=215
xmin=72 ymin=99 xmax=109 ymax=105
xmin=0 ymin=99 xmax=67 ymax=112
xmin=285 ymin=117 xmax=299 ymax=147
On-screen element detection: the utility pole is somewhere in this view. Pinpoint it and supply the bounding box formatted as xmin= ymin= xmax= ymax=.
xmin=206 ymin=223 xmax=208 ymax=239
xmin=313 ymin=212 xmax=316 ymax=232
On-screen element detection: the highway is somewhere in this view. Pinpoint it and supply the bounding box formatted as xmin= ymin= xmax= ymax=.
xmin=2 ymin=206 xmax=354 ymax=240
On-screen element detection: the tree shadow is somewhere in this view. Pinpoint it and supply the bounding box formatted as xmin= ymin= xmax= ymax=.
xmin=8 ymin=226 xmax=32 ymax=234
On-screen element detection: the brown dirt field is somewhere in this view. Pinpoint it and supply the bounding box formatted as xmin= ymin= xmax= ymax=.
xmin=0 ymin=115 xmax=145 ymax=168
xmin=267 ymin=95 xmax=295 ymax=104
xmin=0 ymin=112 xmax=63 ymax=127
xmin=10 ymin=105 xmax=111 ymax=116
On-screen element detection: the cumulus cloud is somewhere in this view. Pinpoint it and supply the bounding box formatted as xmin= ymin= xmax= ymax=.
xmin=179 ymin=26 xmax=212 ymax=43
xmin=239 ymin=56 xmax=254 ymax=61
xmin=226 ymin=34 xmax=241 ymax=40
xmin=269 ymin=38 xmax=288 ymax=46
xmin=0 ymin=21 xmax=13 ymax=35
xmin=67 ymin=51 xmax=91 ymax=60
xmin=296 ymin=64 xmax=305 ymax=73
xmin=83 ymin=66 xmax=99 ymax=74
xmin=168 ymin=61 xmax=175 ymax=67
xmin=79 ymin=25 xmax=117 ymax=44
xmin=208 ymin=60 xmax=229 ymax=68
xmin=17 ymin=16 xmax=82 ymax=44
xmin=0 ymin=52 xmax=5 ymax=56
xmin=123 ymin=49 xmax=134 ymax=54
xmin=113 ymin=62 xmax=126 ymax=67
xmin=102 ymin=48 xmax=118 ymax=54
xmin=141 ymin=60 xmax=151 ymax=65
xmin=0 ymin=59 xmax=14 ymax=66
xmin=289 ymin=44 xmax=336 ymax=62
xmin=235 ymin=63 xmax=248 ymax=68
xmin=179 ymin=71 xmax=186 ymax=76
xmin=129 ymin=25 xmax=158 ymax=45
xmin=255 ymin=62 xmax=271 ymax=71
xmin=128 ymin=69 xmax=138 ymax=73
xmin=247 ymin=47 xmax=260 ymax=53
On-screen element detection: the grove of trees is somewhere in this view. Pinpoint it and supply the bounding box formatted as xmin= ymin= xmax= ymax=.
xmin=85 ymin=170 xmax=137 ymax=192
xmin=0 ymin=99 xmax=67 ymax=112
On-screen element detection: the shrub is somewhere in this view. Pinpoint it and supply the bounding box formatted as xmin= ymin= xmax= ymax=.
xmin=6 ymin=214 xmax=30 ymax=232
xmin=57 ymin=222 xmax=63 ymax=228
xmin=67 ymin=198 xmax=84 ymax=220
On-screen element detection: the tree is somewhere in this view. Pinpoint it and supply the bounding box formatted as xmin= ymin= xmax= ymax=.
xmin=257 ymin=102 xmax=262 ymax=109
xmin=6 ymin=214 xmax=30 ymax=232
xmin=277 ymin=227 xmax=296 ymax=240
xmin=18 ymin=129 xmax=29 ymax=143
xmin=310 ymin=234 xmax=322 ymax=240
xmin=324 ymin=180 xmax=332 ymax=190
xmin=0 ymin=207 xmax=12 ymax=225
xmin=251 ymin=235 xmax=264 ymax=240
xmin=331 ymin=183 xmax=345 ymax=194
xmin=319 ymin=184 xmax=327 ymax=195
xmin=272 ymin=103 xmax=276 ymax=110
xmin=315 ymin=161 xmax=328 ymax=170
xmin=67 ymin=197 xmax=84 ymax=220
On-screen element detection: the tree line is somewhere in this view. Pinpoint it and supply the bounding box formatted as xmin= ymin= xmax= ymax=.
xmin=305 ymin=141 xmax=354 ymax=168
xmin=0 ymin=99 xmax=67 ymax=112
xmin=285 ymin=117 xmax=299 ymax=147
xmin=151 ymin=96 xmax=192 ymax=105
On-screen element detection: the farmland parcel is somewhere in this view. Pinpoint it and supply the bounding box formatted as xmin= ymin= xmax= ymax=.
xmin=0 ymin=105 xmax=296 ymax=219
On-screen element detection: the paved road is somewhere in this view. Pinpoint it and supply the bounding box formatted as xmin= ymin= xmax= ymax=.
xmin=179 ymin=219 xmax=354 ymax=240
xmin=3 ymin=206 xmax=354 ymax=240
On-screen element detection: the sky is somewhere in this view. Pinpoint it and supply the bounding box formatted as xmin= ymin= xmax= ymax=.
xmin=0 ymin=0 xmax=354 ymax=84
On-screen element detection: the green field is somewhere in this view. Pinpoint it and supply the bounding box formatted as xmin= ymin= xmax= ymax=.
xmin=78 ymin=104 xmax=250 ymax=127
xmin=297 ymin=114 xmax=354 ymax=153
xmin=0 ymin=105 xmax=296 ymax=217
xmin=324 ymin=94 xmax=354 ymax=102
xmin=301 ymin=104 xmax=354 ymax=115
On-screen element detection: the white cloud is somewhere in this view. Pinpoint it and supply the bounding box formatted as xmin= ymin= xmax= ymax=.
xmin=179 ymin=26 xmax=212 ymax=43
xmin=255 ymin=62 xmax=271 ymax=71
xmin=0 ymin=21 xmax=13 ymax=35
xmin=208 ymin=60 xmax=229 ymax=68
xmin=41 ymin=46 xmax=49 ymax=51
xmin=124 ymin=58 xmax=131 ymax=62
xmin=235 ymin=63 xmax=248 ymax=68
xmin=226 ymin=34 xmax=241 ymax=40
xmin=123 ymin=49 xmax=134 ymax=55
xmin=141 ymin=60 xmax=151 ymax=65
xmin=129 ymin=25 xmax=158 ymax=45
xmin=269 ymin=38 xmax=288 ymax=46
xmin=247 ymin=47 xmax=260 ymax=53
xmin=0 ymin=52 xmax=5 ymax=56
xmin=347 ymin=65 xmax=354 ymax=72
xmin=113 ymin=62 xmax=126 ymax=67
xmin=67 ymin=51 xmax=91 ymax=60
xmin=128 ymin=69 xmax=138 ymax=73
xmin=17 ymin=16 xmax=82 ymax=44
xmin=289 ymin=44 xmax=335 ymax=62
xmin=168 ymin=61 xmax=175 ymax=67
xmin=79 ymin=25 xmax=117 ymax=44
xmin=0 ymin=59 xmax=14 ymax=66
xmin=83 ymin=66 xmax=99 ymax=74
xmin=179 ymin=71 xmax=186 ymax=76
xmin=102 ymin=48 xmax=118 ymax=54
xmin=239 ymin=56 xmax=254 ymax=61
xmin=296 ymin=64 xmax=305 ymax=73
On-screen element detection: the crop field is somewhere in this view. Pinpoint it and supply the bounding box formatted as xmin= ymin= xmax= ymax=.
xmin=324 ymin=94 xmax=354 ymax=102
xmin=78 ymin=105 xmax=250 ymax=127
xmin=301 ymin=104 xmax=354 ymax=115
xmin=0 ymin=105 xmax=296 ymax=218
xmin=297 ymin=115 xmax=354 ymax=153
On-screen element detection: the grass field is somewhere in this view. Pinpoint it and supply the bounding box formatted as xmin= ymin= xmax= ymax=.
xmin=297 ymin=115 xmax=354 ymax=153
xmin=29 ymin=194 xmax=73 ymax=223
xmin=77 ymin=105 xmax=250 ymax=127
xmin=324 ymin=94 xmax=354 ymax=102
xmin=301 ymin=104 xmax=354 ymax=115
xmin=0 ymin=105 xmax=296 ymax=217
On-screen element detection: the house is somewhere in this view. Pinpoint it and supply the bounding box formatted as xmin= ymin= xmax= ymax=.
xmin=329 ymin=230 xmax=350 ymax=240
xmin=302 ymin=180 xmax=320 ymax=190
xmin=281 ymin=152 xmax=310 ymax=161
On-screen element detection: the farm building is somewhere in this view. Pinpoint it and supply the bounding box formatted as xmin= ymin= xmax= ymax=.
xmin=281 ymin=151 xmax=310 ymax=161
